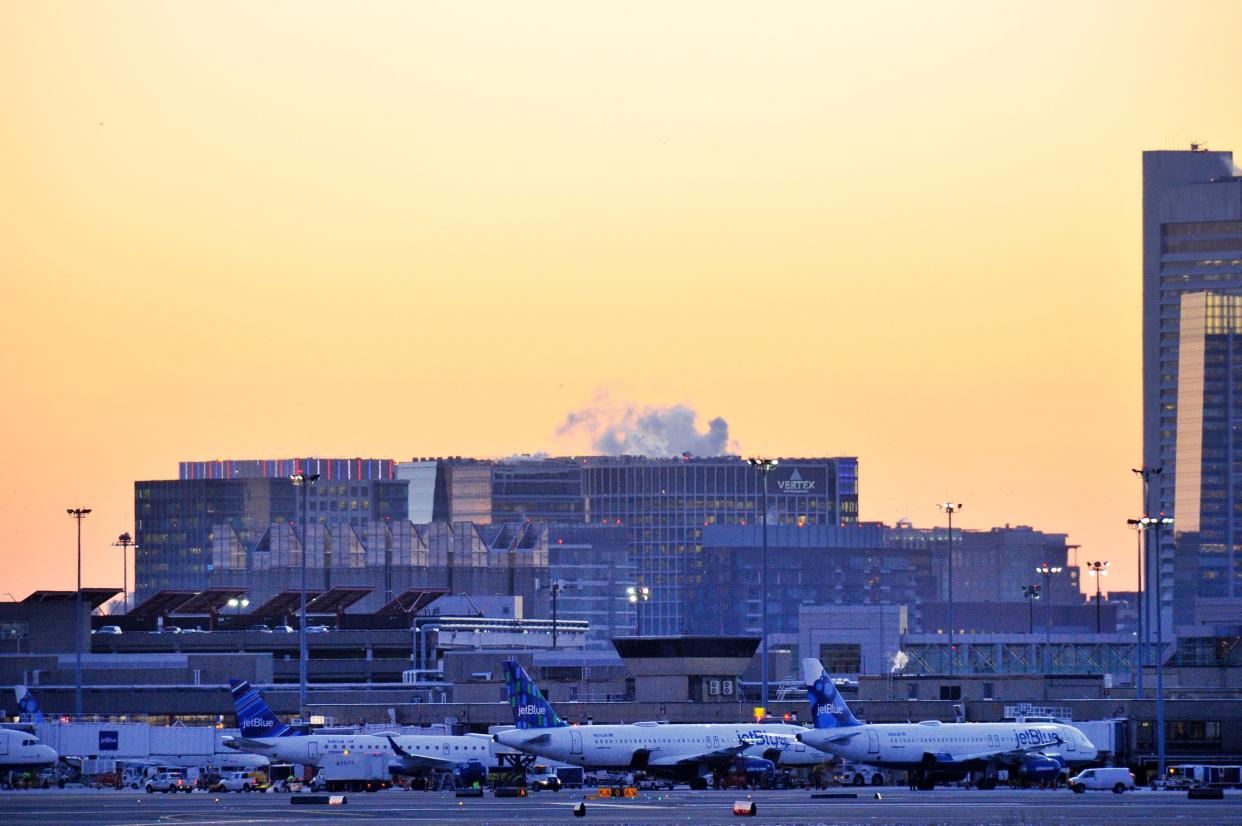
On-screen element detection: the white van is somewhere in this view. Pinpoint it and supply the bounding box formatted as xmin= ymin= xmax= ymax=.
xmin=1068 ymin=767 xmax=1136 ymax=794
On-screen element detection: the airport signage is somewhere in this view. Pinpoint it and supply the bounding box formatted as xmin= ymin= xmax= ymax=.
xmin=99 ymin=730 xmax=119 ymax=751
xmin=772 ymin=466 xmax=825 ymax=495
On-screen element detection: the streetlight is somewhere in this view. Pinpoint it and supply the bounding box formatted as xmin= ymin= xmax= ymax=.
xmin=1131 ymin=466 xmax=1161 ymax=696
xmin=1035 ymin=563 xmax=1062 ymax=673
xmin=626 ymin=585 xmax=650 ymax=636
xmin=290 ymin=468 xmax=320 ymax=710
xmin=1086 ymin=561 xmax=1109 ymax=633
xmin=67 ymin=508 xmax=92 ymax=717
xmin=937 ymin=503 xmax=962 ymax=676
xmin=1141 ymin=514 xmax=1173 ymax=777
xmin=111 ymin=532 xmax=136 ymax=614
xmin=1126 ymin=518 xmax=1146 ymax=696
xmin=1021 ymin=584 xmax=1041 ymax=635
xmin=746 ymin=457 xmax=778 ymax=707
xmin=227 ymin=597 xmax=250 ymax=615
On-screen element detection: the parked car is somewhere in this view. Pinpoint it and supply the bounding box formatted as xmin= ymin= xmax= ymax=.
xmin=212 ymin=771 xmax=266 ymax=792
xmin=305 ymin=625 xmax=330 ymax=634
xmin=271 ymin=625 xmax=295 ymax=633
xmin=1068 ymin=767 xmax=1136 ymax=794
xmin=94 ymin=625 xmax=122 ymax=636
xmin=251 ymin=624 xmax=272 ymax=633
xmin=146 ymin=772 xmax=192 ymax=793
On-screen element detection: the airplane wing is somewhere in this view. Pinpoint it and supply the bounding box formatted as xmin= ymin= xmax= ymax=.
xmin=927 ymin=735 xmax=1064 ymax=766
xmin=385 ymin=735 xmax=465 ymax=771
xmin=646 ymin=735 xmax=754 ymax=768
xmin=222 ymin=736 xmax=275 ymax=752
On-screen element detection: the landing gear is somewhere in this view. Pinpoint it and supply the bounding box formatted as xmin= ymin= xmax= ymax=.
xmin=689 ymin=777 xmax=708 ymax=791
xmin=977 ymin=777 xmax=998 ymax=791
xmin=913 ymin=771 xmax=936 ymax=791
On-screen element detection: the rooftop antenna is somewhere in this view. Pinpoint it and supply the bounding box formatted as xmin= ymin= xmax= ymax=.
xmin=1191 ymin=139 xmax=1207 ymax=152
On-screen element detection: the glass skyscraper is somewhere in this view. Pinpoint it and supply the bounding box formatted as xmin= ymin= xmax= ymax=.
xmin=1173 ymin=292 xmax=1242 ymax=622
xmin=1143 ymin=149 xmax=1242 ymax=626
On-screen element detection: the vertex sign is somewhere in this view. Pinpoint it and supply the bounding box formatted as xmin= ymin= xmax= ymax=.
xmin=774 ymin=467 xmax=824 ymax=494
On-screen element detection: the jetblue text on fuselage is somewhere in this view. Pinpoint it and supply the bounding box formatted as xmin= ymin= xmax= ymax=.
xmin=1015 ymin=729 xmax=1060 ymax=747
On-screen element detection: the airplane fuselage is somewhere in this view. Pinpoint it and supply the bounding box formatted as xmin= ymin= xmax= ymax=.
xmin=0 ymin=728 xmax=57 ymax=772
xmin=497 ymin=721 xmax=829 ymax=771
xmin=230 ymin=732 xmax=493 ymax=768
xmin=799 ymin=721 xmax=1096 ymax=769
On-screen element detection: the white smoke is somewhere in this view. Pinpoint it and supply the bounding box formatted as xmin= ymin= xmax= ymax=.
xmin=890 ymin=650 xmax=909 ymax=674
xmin=558 ymin=394 xmax=736 ymax=457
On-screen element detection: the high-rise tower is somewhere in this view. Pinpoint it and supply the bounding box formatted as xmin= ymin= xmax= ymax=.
xmin=1142 ymin=148 xmax=1242 ymax=625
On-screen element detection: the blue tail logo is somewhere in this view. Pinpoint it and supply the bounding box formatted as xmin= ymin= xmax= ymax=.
xmin=14 ymin=686 xmax=46 ymax=723
xmin=229 ymin=679 xmax=291 ymax=738
xmin=801 ymin=659 xmax=861 ymax=729
xmin=501 ymin=660 xmax=567 ymax=730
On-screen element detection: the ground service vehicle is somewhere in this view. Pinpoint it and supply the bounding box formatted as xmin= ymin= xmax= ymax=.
xmin=213 ymin=771 xmax=265 ymax=792
xmin=834 ymin=763 xmax=888 ymax=786
xmin=146 ymin=771 xmax=192 ymax=793
xmin=309 ymin=753 xmax=392 ymax=793
xmin=528 ymin=764 xmax=562 ymax=791
xmin=1068 ymin=767 xmax=1136 ymax=794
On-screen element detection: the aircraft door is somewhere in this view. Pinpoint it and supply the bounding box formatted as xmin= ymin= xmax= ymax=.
xmin=1063 ymin=729 xmax=1076 ymax=752
xmin=0 ymin=735 xmax=8 ymax=755
xmin=570 ymin=729 xmax=583 ymax=755
xmin=308 ymin=741 xmax=319 ymax=761
xmin=866 ymin=730 xmax=880 ymax=755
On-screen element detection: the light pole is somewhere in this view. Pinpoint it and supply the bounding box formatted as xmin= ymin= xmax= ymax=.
xmin=290 ymin=468 xmax=320 ymax=710
xmin=1035 ymin=563 xmax=1062 ymax=673
xmin=1131 ymin=466 xmax=1160 ymax=696
xmin=111 ymin=532 xmax=136 ymax=614
xmin=1126 ymin=518 xmax=1146 ymax=696
xmin=1021 ymin=584 xmax=1041 ymax=634
xmin=67 ymin=508 xmax=91 ymax=717
xmin=937 ymin=503 xmax=962 ymax=676
xmin=1086 ymin=561 xmax=1109 ymax=634
xmin=627 ymin=584 xmax=650 ymax=636
xmin=1144 ymin=514 xmax=1173 ymax=776
xmin=747 ymin=457 xmax=778 ymax=708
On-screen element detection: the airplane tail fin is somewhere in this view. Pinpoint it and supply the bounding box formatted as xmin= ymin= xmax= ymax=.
xmin=801 ymin=658 xmax=861 ymax=729
xmin=501 ymin=660 xmax=567 ymax=730
xmin=229 ymin=679 xmax=291 ymax=738
xmin=14 ymin=685 xmax=46 ymax=723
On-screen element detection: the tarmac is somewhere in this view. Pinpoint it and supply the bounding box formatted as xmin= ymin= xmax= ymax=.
xmin=0 ymin=786 xmax=1239 ymax=825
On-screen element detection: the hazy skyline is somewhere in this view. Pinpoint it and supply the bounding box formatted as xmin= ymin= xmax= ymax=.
xmin=6 ymin=2 xmax=1242 ymax=601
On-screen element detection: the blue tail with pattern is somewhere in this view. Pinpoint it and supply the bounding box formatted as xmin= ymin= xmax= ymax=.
xmin=229 ymin=679 xmax=292 ymax=738
xmin=801 ymin=658 xmax=862 ymax=729
xmin=501 ymin=660 xmax=568 ymax=730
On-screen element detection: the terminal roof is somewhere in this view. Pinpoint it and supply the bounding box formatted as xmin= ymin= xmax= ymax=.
xmin=376 ymin=588 xmax=448 ymax=616
xmin=305 ymin=587 xmax=372 ymax=615
xmin=23 ymin=588 xmax=122 ymax=610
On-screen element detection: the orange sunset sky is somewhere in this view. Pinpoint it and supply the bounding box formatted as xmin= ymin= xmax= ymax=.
xmin=5 ymin=2 xmax=1242 ymax=603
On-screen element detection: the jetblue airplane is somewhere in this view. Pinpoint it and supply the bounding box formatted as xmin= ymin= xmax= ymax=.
xmin=493 ymin=660 xmax=831 ymax=788
xmin=223 ymin=679 xmax=492 ymax=772
xmin=796 ymin=659 xmax=1097 ymax=789
xmin=0 ymin=727 xmax=57 ymax=773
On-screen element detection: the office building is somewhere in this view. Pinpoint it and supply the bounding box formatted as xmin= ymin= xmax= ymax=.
xmin=409 ymin=456 xmax=859 ymax=635
xmin=1172 ymin=291 xmax=1242 ymax=623
xmin=1142 ymin=149 xmax=1242 ymax=626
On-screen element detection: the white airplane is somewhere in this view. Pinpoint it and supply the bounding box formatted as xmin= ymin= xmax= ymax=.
xmin=796 ymin=658 xmax=1097 ymax=789
xmin=0 ymin=727 xmax=58 ymax=774
xmin=493 ymin=660 xmax=832 ymax=789
xmin=223 ymin=680 xmax=492 ymax=772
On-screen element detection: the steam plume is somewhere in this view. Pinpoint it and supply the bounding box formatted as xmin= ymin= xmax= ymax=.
xmin=558 ymin=396 xmax=735 ymax=457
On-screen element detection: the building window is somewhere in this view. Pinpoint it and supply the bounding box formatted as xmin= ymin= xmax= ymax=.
xmin=906 ymin=682 xmax=918 ymax=700
xmin=819 ymin=643 xmax=862 ymax=674
xmin=982 ymin=682 xmax=995 ymax=700
xmin=939 ymin=685 xmax=961 ymax=701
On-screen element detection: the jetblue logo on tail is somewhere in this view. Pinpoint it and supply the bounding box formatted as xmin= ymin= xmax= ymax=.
xmin=801 ymin=658 xmax=861 ymax=730
xmin=501 ymin=660 xmax=568 ymax=730
xmin=229 ymin=679 xmax=292 ymax=739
